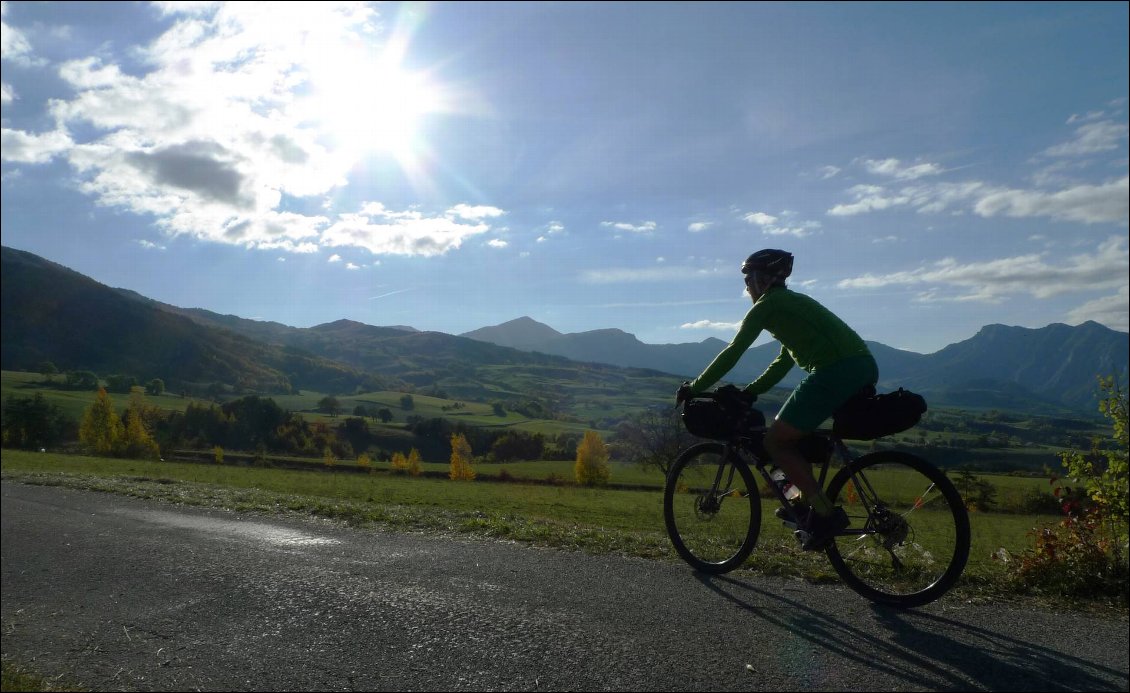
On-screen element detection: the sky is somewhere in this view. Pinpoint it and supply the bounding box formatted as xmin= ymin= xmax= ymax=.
xmin=2 ymin=1 xmax=1128 ymax=355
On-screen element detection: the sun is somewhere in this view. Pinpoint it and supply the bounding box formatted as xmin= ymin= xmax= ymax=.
xmin=302 ymin=38 xmax=445 ymax=166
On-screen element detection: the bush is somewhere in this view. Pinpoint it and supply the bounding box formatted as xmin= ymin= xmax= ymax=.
xmin=1007 ymin=377 xmax=1129 ymax=603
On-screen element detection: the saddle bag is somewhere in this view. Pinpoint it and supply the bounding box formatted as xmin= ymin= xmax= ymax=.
xmin=832 ymin=387 xmax=927 ymax=440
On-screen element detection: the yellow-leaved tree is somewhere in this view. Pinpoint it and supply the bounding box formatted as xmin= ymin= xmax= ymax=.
xmin=405 ymin=447 xmax=422 ymax=476
xmin=575 ymin=430 xmax=610 ymax=486
xmin=449 ymin=433 xmax=476 ymax=481
xmin=122 ymin=389 xmax=160 ymax=459
xmin=79 ymin=388 xmax=123 ymax=456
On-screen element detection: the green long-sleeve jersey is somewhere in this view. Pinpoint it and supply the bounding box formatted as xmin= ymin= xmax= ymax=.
xmin=689 ymin=286 xmax=872 ymax=395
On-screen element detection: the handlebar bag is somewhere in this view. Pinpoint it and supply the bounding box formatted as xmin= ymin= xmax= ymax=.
xmin=682 ymin=397 xmax=765 ymax=439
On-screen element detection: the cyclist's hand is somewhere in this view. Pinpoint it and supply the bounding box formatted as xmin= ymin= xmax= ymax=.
xmin=675 ymin=381 xmax=693 ymax=405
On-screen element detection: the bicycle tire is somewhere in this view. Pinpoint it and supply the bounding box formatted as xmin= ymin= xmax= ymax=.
xmin=664 ymin=442 xmax=761 ymax=574
xmin=824 ymin=450 xmax=970 ymax=608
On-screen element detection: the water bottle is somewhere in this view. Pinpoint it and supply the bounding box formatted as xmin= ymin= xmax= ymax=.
xmin=769 ymin=466 xmax=801 ymax=501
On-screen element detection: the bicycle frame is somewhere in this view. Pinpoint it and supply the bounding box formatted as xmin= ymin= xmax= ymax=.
xmin=717 ymin=429 xmax=879 ymax=537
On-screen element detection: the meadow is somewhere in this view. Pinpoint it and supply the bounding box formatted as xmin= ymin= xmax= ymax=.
xmin=0 ymin=448 xmax=1061 ymax=601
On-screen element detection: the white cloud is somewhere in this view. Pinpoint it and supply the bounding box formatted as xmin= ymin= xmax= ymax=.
xmin=819 ymin=165 xmax=841 ymax=179
xmin=1066 ymin=285 xmax=1129 ymax=331
xmin=1044 ymin=120 xmax=1129 ymax=157
xmin=3 ymin=3 xmax=498 ymax=258
xmin=345 ymin=262 xmax=361 ymax=270
xmin=743 ymin=212 xmax=777 ymax=226
xmin=974 ymin=176 xmax=1129 ymax=225
xmin=1 ymin=2 xmax=38 ymax=66
xmin=837 ymin=236 xmax=1129 ymax=302
xmin=688 ymin=221 xmax=713 ymax=232
xmin=328 ymin=254 xmax=342 ymax=263
xmin=742 ymin=210 xmax=820 ymax=237
xmin=680 ymin=319 xmax=741 ymax=331
xmin=487 ymin=238 xmax=508 ymax=248
xmin=0 ymin=82 xmax=13 ymax=104
xmin=862 ymin=158 xmax=944 ymax=180
xmin=449 ymin=204 xmax=506 ymax=221
xmin=0 ymin=127 xmax=73 ymax=163
xmin=602 ymin=220 xmax=657 ymax=233
xmin=321 ymin=203 xmax=496 ymax=257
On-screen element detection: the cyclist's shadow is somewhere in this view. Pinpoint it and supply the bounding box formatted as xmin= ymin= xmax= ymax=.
xmin=692 ymin=572 xmax=1124 ymax=692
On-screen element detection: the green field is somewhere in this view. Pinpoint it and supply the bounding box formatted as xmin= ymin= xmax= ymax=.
xmin=1 ymin=448 xmax=1070 ymax=602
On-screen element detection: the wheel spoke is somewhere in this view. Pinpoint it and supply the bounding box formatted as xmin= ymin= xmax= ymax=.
xmin=664 ymin=443 xmax=760 ymax=574
xmin=825 ymin=452 xmax=970 ymax=608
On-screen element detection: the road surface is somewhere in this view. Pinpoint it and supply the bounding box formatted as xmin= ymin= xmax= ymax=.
xmin=2 ymin=481 xmax=1127 ymax=691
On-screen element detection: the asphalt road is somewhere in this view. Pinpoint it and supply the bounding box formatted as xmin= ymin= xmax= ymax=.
xmin=2 ymin=481 xmax=1127 ymax=692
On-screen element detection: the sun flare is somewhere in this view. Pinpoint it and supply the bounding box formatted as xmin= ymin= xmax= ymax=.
xmin=302 ymin=40 xmax=445 ymax=166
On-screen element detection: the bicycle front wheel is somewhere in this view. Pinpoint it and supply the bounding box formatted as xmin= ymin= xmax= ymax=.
xmin=663 ymin=442 xmax=761 ymax=574
xmin=825 ymin=451 xmax=970 ymax=608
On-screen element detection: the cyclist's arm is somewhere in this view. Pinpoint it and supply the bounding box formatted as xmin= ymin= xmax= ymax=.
xmin=744 ymin=346 xmax=794 ymax=396
xmin=688 ymin=306 xmax=762 ymax=394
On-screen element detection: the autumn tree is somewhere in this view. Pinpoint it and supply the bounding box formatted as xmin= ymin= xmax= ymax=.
xmin=121 ymin=390 xmax=160 ymax=459
xmin=575 ymin=430 xmax=610 ymax=486
xmin=406 ymin=448 xmax=422 ymax=476
xmin=79 ymin=388 xmax=123 ymax=456
xmin=449 ymin=433 xmax=476 ymax=481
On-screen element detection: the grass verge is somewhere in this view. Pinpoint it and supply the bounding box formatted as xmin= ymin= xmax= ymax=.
xmin=1 ymin=449 xmax=1121 ymax=615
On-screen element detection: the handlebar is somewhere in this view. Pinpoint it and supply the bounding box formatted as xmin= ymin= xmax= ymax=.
xmin=676 ymin=383 xmax=756 ymax=408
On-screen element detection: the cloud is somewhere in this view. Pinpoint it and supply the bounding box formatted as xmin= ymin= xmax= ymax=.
xmin=328 ymin=254 xmax=342 ymax=263
xmin=1 ymin=2 xmax=38 ymax=67
xmin=819 ymin=165 xmax=841 ymax=179
xmin=1043 ymin=120 xmax=1129 ymax=157
xmin=688 ymin=221 xmax=713 ymax=232
xmin=321 ymin=203 xmax=497 ymax=257
xmin=125 ymin=141 xmax=253 ymax=208
xmin=601 ymin=220 xmax=657 ymax=233
xmin=449 ymin=204 xmax=506 ymax=221
xmin=742 ymin=210 xmax=821 ymax=237
xmin=837 ymin=236 xmax=1129 ymax=302
xmin=679 ymin=320 xmax=741 ymax=331
xmin=743 ymin=212 xmax=777 ymax=226
xmin=0 ymin=127 xmax=73 ymax=163
xmin=830 ymin=116 xmax=1129 ymax=224
xmin=3 ymin=3 xmax=498 ymax=258
xmin=1066 ymin=285 xmax=1129 ymax=331
xmin=973 ymin=176 xmax=1129 ymax=225
xmin=487 ymin=238 xmax=508 ymax=248
xmin=861 ymin=158 xmax=944 ymax=180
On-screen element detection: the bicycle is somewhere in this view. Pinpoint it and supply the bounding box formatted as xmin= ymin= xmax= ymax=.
xmin=663 ymin=386 xmax=970 ymax=608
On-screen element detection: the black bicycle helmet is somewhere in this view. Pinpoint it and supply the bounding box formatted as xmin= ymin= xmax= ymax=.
xmin=741 ymin=249 xmax=793 ymax=278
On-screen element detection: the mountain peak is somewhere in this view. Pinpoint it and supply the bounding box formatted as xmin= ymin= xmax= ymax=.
xmin=461 ymin=316 xmax=562 ymax=348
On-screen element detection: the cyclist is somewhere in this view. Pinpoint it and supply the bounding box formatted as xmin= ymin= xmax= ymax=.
xmin=677 ymin=249 xmax=878 ymax=550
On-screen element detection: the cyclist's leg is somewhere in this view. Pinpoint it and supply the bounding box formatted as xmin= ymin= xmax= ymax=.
xmin=769 ymin=355 xmax=878 ymax=511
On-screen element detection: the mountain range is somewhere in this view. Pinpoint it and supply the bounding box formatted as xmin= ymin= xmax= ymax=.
xmin=2 ymin=245 xmax=1126 ymax=416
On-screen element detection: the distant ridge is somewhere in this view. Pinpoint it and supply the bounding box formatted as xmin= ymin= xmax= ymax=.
xmin=460 ymin=315 xmax=1128 ymax=414
xmin=2 ymin=245 xmax=1126 ymax=415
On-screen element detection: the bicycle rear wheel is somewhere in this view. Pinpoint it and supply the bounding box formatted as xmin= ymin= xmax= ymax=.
xmin=663 ymin=442 xmax=761 ymax=574
xmin=824 ymin=451 xmax=970 ymax=608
